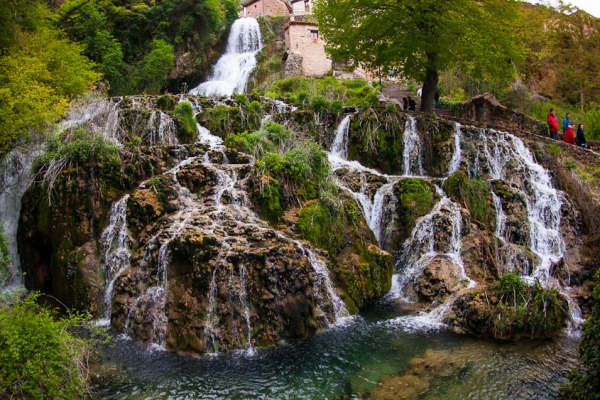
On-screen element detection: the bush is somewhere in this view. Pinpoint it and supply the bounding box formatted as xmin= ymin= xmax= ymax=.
xmin=310 ymin=95 xmax=329 ymax=113
xmin=488 ymin=273 xmax=568 ymax=337
xmin=174 ymin=101 xmax=198 ymax=143
xmin=560 ymin=271 xmax=600 ymax=399
xmin=0 ymin=292 xmax=97 ymax=398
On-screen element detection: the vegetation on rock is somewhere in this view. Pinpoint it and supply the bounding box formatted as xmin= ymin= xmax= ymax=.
xmin=444 ymin=172 xmax=495 ymax=231
xmin=560 ymin=272 xmax=600 ymax=399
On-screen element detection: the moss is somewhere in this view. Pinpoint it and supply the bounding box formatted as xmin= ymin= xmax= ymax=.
xmin=444 ymin=172 xmax=495 ymax=231
xmin=298 ymin=200 xmax=345 ymax=256
xmin=396 ymin=178 xmax=439 ymax=240
xmin=257 ymin=176 xmax=283 ymax=224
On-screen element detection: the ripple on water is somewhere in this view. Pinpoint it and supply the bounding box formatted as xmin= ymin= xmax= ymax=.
xmin=94 ymin=311 xmax=580 ymax=400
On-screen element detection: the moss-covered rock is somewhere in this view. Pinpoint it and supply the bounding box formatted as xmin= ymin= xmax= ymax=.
xmin=444 ymin=172 xmax=495 ymax=231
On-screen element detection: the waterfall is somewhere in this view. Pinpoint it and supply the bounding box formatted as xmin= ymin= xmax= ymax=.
xmin=403 ymin=116 xmax=423 ymax=176
xmin=448 ymin=123 xmax=462 ymax=176
xmin=330 ymin=115 xmax=351 ymax=159
xmin=148 ymin=110 xmax=178 ymax=145
xmin=369 ymin=181 xmax=398 ymax=248
xmin=189 ymin=18 xmax=262 ymax=97
xmin=298 ymin=242 xmax=350 ymax=323
xmin=98 ymin=195 xmax=132 ymax=326
xmin=391 ymin=194 xmax=475 ymax=303
xmin=480 ymin=131 xmax=565 ymax=280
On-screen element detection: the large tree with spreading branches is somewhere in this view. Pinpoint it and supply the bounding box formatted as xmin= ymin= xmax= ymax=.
xmin=314 ymin=0 xmax=523 ymax=112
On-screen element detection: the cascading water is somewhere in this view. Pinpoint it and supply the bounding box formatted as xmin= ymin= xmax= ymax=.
xmin=476 ymin=130 xmax=565 ymax=280
xmin=448 ymin=123 xmax=463 ymax=176
xmin=98 ymin=195 xmax=132 ymax=325
xmin=147 ymin=110 xmax=178 ymax=145
xmin=403 ymin=116 xmax=423 ymax=176
xmin=189 ymin=18 xmax=262 ymax=97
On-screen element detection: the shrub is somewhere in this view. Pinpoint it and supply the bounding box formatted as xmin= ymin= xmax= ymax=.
xmin=397 ymin=178 xmax=437 ymax=231
xmin=488 ymin=273 xmax=568 ymax=337
xmin=0 ymin=292 xmax=98 ymax=398
xmin=560 ymin=271 xmax=600 ymax=399
xmin=310 ymin=95 xmax=329 ymax=113
xmin=174 ymin=101 xmax=198 ymax=143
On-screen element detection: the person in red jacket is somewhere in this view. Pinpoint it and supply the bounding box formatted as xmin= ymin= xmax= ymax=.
xmin=563 ymin=124 xmax=576 ymax=145
xmin=547 ymin=108 xmax=558 ymax=140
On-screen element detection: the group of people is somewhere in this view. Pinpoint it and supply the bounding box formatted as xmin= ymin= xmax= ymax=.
xmin=402 ymin=96 xmax=417 ymax=111
xmin=546 ymin=109 xmax=588 ymax=149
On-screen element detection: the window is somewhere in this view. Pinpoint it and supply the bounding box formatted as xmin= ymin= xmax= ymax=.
xmin=310 ymin=30 xmax=319 ymax=40
xmin=304 ymin=0 xmax=310 ymax=11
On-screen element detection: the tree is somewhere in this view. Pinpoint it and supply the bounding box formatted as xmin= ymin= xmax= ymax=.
xmin=314 ymin=0 xmax=523 ymax=112
xmin=0 ymin=28 xmax=99 ymax=156
xmin=550 ymin=6 xmax=600 ymax=116
xmin=142 ymin=39 xmax=175 ymax=94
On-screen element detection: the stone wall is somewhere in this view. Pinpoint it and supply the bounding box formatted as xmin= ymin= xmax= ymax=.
xmin=241 ymin=0 xmax=290 ymax=18
xmin=462 ymin=93 xmax=544 ymax=135
xmin=284 ymin=53 xmax=303 ymax=78
xmin=284 ymin=22 xmax=332 ymax=77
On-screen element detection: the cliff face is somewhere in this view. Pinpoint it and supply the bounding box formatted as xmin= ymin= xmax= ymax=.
xmin=17 ymin=95 xmax=599 ymax=353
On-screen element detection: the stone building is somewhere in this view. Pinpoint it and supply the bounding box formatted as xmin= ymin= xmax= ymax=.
xmin=283 ymin=21 xmax=332 ymax=77
xmin=240 ymin=0 xmax=291 ymax=18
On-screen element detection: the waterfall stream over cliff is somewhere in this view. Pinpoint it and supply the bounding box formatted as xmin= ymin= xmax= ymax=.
xmin=4 ymin=22 xmax=589 ymax=398
xmin=189 ymin=18 xmax=262 ymax=97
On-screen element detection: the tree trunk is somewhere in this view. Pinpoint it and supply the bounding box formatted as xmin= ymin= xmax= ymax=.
xmin=420 ymin=52 xmax=438 ymax=113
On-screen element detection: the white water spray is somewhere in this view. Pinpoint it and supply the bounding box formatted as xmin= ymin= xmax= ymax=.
xmin=189 ymin=18 xmax=262 ymax=97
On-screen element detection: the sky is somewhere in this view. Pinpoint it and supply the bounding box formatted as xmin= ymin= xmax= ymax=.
xmin=526 ymin=0 xmax=600 ymax=18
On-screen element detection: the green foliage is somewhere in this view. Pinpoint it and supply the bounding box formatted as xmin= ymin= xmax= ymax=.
xmin=174 ymin=101 xmax=198 ymax=143
xmin=234 ymin=93 xmax=249 ymax=106
xmin=0 ymin=0 xmax=48 ymax=52
xmin=560 ymin=272 xmax=600 ymax=399
xmin=40 ymin=129 xmax=120 ymax=167
xmin=438 ymin=99 xmax=464 ymax=116
xmin=34 ymin=129 xmax=121 ymax=201
xmin=0 ymin=292 xmax=98 ymax=398
xmin=443 ymin=172 xmax=494 ymax=230
xmin=489 ymin=273 xmax=568 ymax=337
xmin=141 ymin=39 xmax=175 ymax=94
xmin=396 ymin=178 xmax=437 ymax=233
xmin=257 ymin=177 xmax=283 ymax=223
xmin=565 ymin=160 xmax=577 ymax=169
xmin=298 ymin=200 xmax=346 ymax=256
xmin=0 ymin=224 xmax=12 ymax=287
xmin=547 ymin=144 xmax=562 ymax=155
xmin=315 ymin=0 xmax=522 ymax=112
xmin=157 ymin=94 xmax=176 ymax=111
xmin=55 ymin=0 xmax=236 ymax=95
xmin=0 ymin=28 xmax=99 ymax=156
xmin=262 ymin=76 xmax=379 ymax=109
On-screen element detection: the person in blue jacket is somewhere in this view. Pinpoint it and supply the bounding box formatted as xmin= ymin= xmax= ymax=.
xmin=563 ymin=112 xmax=571 ymax=135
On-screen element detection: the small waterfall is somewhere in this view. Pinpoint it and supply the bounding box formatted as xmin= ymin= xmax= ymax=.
xmin=448 ymin=123 xmax=462 ymax=176
xmin=369 ymin=181 xmax=398 ymax=248
xmin=237 ymin=262 xmax=255 ymax=353
xmin=59 ymin=96 xmax=123 ymax=142
xmin=510 ymin=137 xmax=564 ymax=280
xmin=330 ymin=115 xmax=351 ymax=159
xmin=491 ymin=192 xmax=507 ymax=243
xmin=98 ymin=195 xmax=132 ymax=325
xmin=403 ymin=116 xmax=423 ymax=176
xmin=298 ymin=242 xmax=350 ymax=323
xmin=148 ymin=110 xmax=178 ymax=145
xmin=391 ymin=192 xmax=475 ymax=304
xmin=189 ymin=18 xmax=262 ymax=97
